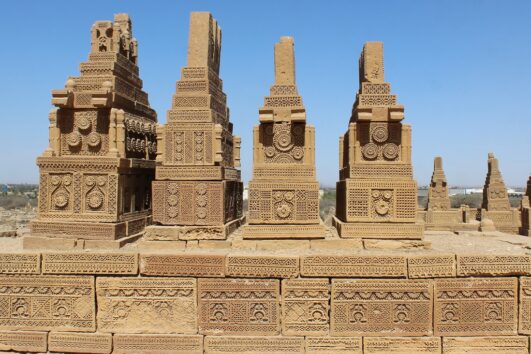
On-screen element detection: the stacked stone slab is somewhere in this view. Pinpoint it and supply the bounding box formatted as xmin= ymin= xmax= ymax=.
xmin=242 ymin=37 xmax=325 ymax=239
xmin=423 ymin=157 xmax=466 ymax=230
xmin=29 ymin=14 xmax=157 ymax=246
xmin=150 ymin=12 xmax=243 ymax=241
xmin=334 ymin=42 xmax=424 ymax=239
xmin=480 ymin=153 xmax=520 ymax=233
xmin=520 ymin=176 xmax=531 ymax=236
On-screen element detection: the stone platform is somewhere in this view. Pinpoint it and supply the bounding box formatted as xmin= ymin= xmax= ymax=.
xmin=1 ymin=229 xmax=531 ymax=353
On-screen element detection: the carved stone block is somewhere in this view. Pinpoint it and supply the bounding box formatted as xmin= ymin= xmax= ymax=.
xmin=113 ymin=334 xmax=203 ymax=354
xmin=333 ymin=216 xmax=423 ymax=239
xmin=42 ymin=252 xmax=138 ymax=275
xmin=363 ymin=337 xmax=441 ymax=353
xmin=0 ymin=331 xmax=47 ymax=352
xmin=300 ymin=255 xmax=407 ymax=277
xmin=96 ymin=277 xmax=197 ymax=333
xmin=434 ymin=277 xmax=517 ymax=336
xmin=247 ymin=181 xmax=320 ymax=225
xmin=518 ymin=277 xmax=531 ymax=334
xmin=152 ymin=180 xmax=242 ymax=226
xmin=443 ymin=336 xmax=528 ymax=353
xmin=140 ymin=253 xmax=225 ymax=277
xmin=0 ymin=253 xmax=40 ymax=274
xmin=305 ymin=337 xmax=362 ymax=353
xmin=282 ymin=279 xmax=329 ymax=336
xmin=204 ymin=336 xmax=304 ymax=353
xmin=457 ymin=255 xmax=531 ymax=276
xmin=331 ymin=279 xmax=432 ymax=336
xmin=48 ymin=332 xmax=112 ymax=354
xmin=242 ymin=223 xmax=326 ymax=239
xmin=0 ymin=275 xmax=95 ymax=331
xmin=198 ymin=278 xmax=280 ymax=335
xmin=407 ymin=254 xmax=456 ymax=278
xmin=226 ymin=254 xmax=299 ymax=278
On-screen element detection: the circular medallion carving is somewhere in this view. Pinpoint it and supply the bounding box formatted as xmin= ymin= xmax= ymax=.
xmin=167 ymin=183 xmax=179 ymax=194
xmin=77 ymin=116 xmax=92 ymax=131
xmin=167 ymin=194 xmax=179 ymax=206
xmin=362 ymin=143 xmax=378 ymax=160
xmin=372 ymin=126 xmax=388 ymax=143
xmin=276 ymin=202 xmax=292 ymax=219
xmin=382 ymin=143 xmax=399 ymax=160
xmin=62 ymin=175 xmax=72 ymax=186
xmin=197 ymin=195 xmax=208 ymax=207
xmin=383 ymin=191 xmax=392 ymax=200
xmin=196 ymin=207 xmax=207 ymax=219
xmin=196 ymin=183 xmax=208 ymax=195
xmin=51 ymin=176 xmax=62 ymax=186
xmin=265 ymin=125 xmax=274 ymax=136
xmin=53 ymin=191 xmax=69 ymax=208
xmin=274 ymin=132 xmax=293 ymax=152
xmin=167 ymin=207 xmax=179 ymax=218
xmin=292 ymin=124 xmax=304 ymax=136
xmin=291 ymin=146 xmax=304 ymax=160
xmin=97 ymin=176 xmax=106 ymax=186
xmin=87 ymin=132 xmax=101 ymax=147
xmin=87 ymin=191 xmax=103 ymax=209
xmin=264 ymin=146 xmax=276 ymax=158
xmin=67 ymin=131 xmax=82 ymax=147
xmin=375 ymin=200 xmax=390 ymax=216
xmin=85 ymin=176 xmax=96 ymax=186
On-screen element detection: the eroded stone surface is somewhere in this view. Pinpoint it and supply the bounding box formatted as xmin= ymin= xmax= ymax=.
xmin=113 ymin=334 xmax=203 ymax=354
xmin=457 ymin=255 xmax=530 ymax=276
xmin=518 ymin=277 xmax=531 ymax=334
xmin=198 ymin=278 xmax=280 ymax=335
xmin=140 ymin=253 xmax=225 ymax=277
xmin=305 ymin=337 xmax=362 ymax=353
xmin=42 ymin=252 xmax=138 ymax=274
xmin=226 ymin=254 xmax=299 ymax=278
xmin=48 ymin=332 xmax=112 ymax=354
xmin=434 ymin=277 xmax=517 ymax=336
xmin=204 ymin=336 xmax=304 ymax=353
xmin=301 ymin=254 xmax=407 ymax=277
xmin=0 ymin=331 xmax=47 ymax=352
xmin=364 ymin=337 xmax=441 ymax=353
xmin=331 ymin=279 xmax=432 ymax=336
xmin=96 ymin=277 xmax=197 ymax=333
xmin=443 ymin=336 xmax=528 ymax=353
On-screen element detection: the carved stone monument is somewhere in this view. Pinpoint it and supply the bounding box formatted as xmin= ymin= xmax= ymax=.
xmin=242 ymin=36 xmax=325 ymax=239
xmin=28 ymin=14 xmax=157 ymax=247
xmin=423 ymin=156 xmax=464 ymax=230
xmin=334 ymin=42 xmax=423 ymax=239
xmin=520 ymin=175 xmax=531 ymax=236
xmin=149 ymin=12 xmax=243 ymax=241
xmin=481 ymin=153 xmax=520 ymax=233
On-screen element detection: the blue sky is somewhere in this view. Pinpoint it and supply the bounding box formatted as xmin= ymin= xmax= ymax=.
xmin=1 ymin=0 xmax=530 ymax=187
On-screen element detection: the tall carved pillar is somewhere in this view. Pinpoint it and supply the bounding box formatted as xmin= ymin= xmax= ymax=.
xmin=29 ymin=14 xmax=157 ymax=246
xmin=481 ymin=153 xmax=520 ymax=233
xmin=242 ymin=37 xmax=325 ymax=239
xmin=334 ymin=42 xmax=424 ymax=239
xmin=149 ymin=12 xmax=243 ymax=241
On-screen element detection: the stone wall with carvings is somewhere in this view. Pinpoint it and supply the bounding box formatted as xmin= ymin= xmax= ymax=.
xmin=3 ymin=231 xmax=531 ymax=353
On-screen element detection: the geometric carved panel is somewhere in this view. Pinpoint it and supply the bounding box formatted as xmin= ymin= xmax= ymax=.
xmin=0 ymin=275 xmax=95 ymax=332
xmin=198 ymin=278 xmax=280 ymax=335
xmin=434 ymin=277 xmax=517 ymax=336
xmin=331 ymin=279 xmax=432 ymax=336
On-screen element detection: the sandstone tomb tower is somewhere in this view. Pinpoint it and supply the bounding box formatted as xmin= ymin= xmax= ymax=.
xmin=243 ymin=37 xmax=325 ymax=239
xmin=334 ymin=42 xmax=423 ymax=239
xmin=29 ymin=14 xmax=157 ymax=247
xmin=149 ymin=12 xmax=243 ymax=241
xmin=481 ymin=153 xmax=520 ymax=233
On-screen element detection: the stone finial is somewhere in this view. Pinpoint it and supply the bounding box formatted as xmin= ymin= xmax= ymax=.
xmin=274 ymin=36 xmax=296 ymax=85
xmin=434 ymin=156 xmax=443 ymax=170
xmin=187 ymin=12 xmax=221 ymax=74
xmin=360 ymin=42 xmax=384 ymax=84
